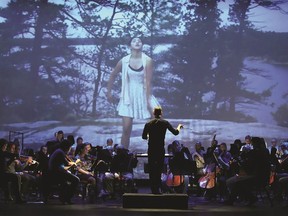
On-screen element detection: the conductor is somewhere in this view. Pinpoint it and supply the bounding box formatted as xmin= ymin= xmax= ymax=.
xmin=142 ymin=106 xmax=183 ymax=194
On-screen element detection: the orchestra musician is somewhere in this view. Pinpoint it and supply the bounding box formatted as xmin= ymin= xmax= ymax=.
xmin=166 ymin=140 xmax=193 ymax=193
xmin=192 ymin=141 xmax=205 ymax=176
xmin=45 ymin=139 xmax=80 ymax=204
xmin=35 ymin=145 xmax=49 ymax=175
xmin=225 ymin=137 xmax=270 ymax=206
xmin=191 ymin=141 xmax=206 ymax=196
xmin=270 ymin=141 xmax=288 ymax=202
xmin=200 ymin=135 xmax=218 ymax=200
xmin=5 ymin=142 xmax=37 ymax=201
xmin=199 ymin=137 xmax=232 ymax=200
xmin=214 ymin=142 xmax=232 ymax=200
xmin=229 ymin=140 xmax=243 ymax=177
xmin=267 ymin=138 xmax=281 ymax=156
xmin=0 ymin=139 xmax=26 ymax=204
xmin=46 ymin=130 xmax=65 ymax=155
xmin=74 ymin=143 xmax=106 ymax=202
xmin=240 ymin=135 xmax=253 ymax=152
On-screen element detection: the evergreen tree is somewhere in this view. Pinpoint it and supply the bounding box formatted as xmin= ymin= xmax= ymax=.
xmin=167 ymin=0 xmax=222 ymax=118
xmin=0 ymin=0 xmax=79 ymax=122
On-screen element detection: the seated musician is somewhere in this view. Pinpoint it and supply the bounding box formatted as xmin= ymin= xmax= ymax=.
xmin=240 ymin=135 xmax=253 ymax=152
xmin=6 ymin=142 xmax=37 ymax=201
xmin=192 ymin=141 xmax=205 ymax=176
xmin=267 ymin=138 xmax=281 ymax=155
xmin=35 ymin=145 xmax=49 ymax=199
xmin=105 ymin=138 xmax=115 ymax=156
xmin=278 ymin=142 xmax=288 ymax=172
xmin=75 ymin=143 xmax=109 ymax=200
xmin=225 ymin=137 xmax=270 ymax=206
xmin=191 ymin=141 xmax=206 ymax=196
xmin=214 ymin=142 xmax=232 ymax=201
xmin=46 ymin=130 xmax=65 ymax=155
xmin=271 ymin=141 xmax=288 ymax=202
xmin=201 ymin=136 xmax=218 ymax=200
xmin=229 ymin=140 xmax=243 ymax=176
xmin=0 ymin=139 xmax=25 ymax=204
xmin=74 ymin=143 xmax=96 ymax=198
xmin=46 ymin=139 xmax=80 ymax=204
xmin=167 ymin=140 xmax=194 ymax=193
xmin=110 ymin=145 xmax=138 ymax=193
xmin=35 ymin=146 xmax=49 ymax=174
xmin=275 ymin=150 xmax=288 ymax=204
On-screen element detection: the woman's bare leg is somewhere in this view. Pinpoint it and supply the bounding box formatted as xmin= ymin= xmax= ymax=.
xmin=121 ymin=116 xmax=133 ymax=150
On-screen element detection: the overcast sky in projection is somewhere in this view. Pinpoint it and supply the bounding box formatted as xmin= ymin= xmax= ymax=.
xmin=0 ymin=0 xmax=288 ymax=33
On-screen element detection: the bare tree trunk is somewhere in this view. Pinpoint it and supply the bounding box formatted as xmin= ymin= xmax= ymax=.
xmin=31 ymin=0 xmax=47 ymax=83
xmin=25 ymin=0 xmax=47 ymax=119
xmin=228 ymin=0 xmax=251 ymax=114
xmin=91 ymin=0 xmax=119 ymax=117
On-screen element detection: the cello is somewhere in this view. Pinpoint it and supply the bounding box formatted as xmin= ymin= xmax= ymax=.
xmin=166 ymin=171 xmax=184 ymax=187
xmin=198 ymin=134 xmax=218 ymax=189
xmin=198 ymin=163 xmax=216 ymax=189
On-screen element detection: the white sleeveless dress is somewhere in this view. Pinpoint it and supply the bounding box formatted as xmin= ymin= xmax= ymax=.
xmin=117 ymin=54 xmax=160 ymax=119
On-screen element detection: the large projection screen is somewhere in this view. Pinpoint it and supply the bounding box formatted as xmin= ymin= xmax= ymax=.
xmin=0 ymin=0 xmax=288 ymax=164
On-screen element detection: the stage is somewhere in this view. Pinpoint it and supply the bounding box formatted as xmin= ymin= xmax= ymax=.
xmin=1 ymin=182 xmax=287 ymax=216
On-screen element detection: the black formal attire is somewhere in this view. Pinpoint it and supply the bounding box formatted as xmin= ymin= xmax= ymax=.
xmin=226 ymin=147 xmax=270 ymax=205
xmin=0 ymin=150 xmax=23 ymax=203
xmin=46 ymin=148 xmax=79 ymax=203
xmin=142 ymin=117 xmax=179 ymax=194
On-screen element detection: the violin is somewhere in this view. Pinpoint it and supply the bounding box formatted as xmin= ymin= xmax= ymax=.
xmin=64 ymin=155 xmax=81 ymax=171
xmin=64 ymin=159 xmax=81 ymax=171
xmin=19 ymin=155 xmax=39 ymax=165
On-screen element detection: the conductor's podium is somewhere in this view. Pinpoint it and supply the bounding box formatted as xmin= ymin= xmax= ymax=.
xmin=122 ymin=193 xmax=189 ymax=209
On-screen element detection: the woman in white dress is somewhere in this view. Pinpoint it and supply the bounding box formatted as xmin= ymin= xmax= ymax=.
xmin=107 ymin=37 xmax=159 ymax=150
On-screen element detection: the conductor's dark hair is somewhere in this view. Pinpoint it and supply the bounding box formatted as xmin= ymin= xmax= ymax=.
xmin=153 ymin=106 xmax=162 ymax=117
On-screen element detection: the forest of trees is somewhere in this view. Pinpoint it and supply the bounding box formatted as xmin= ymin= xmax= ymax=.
xmin=0 ymin=0 xmax=287 ymax=127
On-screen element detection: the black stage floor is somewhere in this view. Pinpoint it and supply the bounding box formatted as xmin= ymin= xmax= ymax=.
xmin=1 ymin=185 xmax=288 ymax=216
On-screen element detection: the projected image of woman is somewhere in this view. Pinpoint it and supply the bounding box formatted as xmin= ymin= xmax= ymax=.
xmin=107 ymin=37 xmax=160 ymax=150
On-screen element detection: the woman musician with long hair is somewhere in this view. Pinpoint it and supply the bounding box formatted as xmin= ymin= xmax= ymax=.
xmin=199 ymin=139 xmax=232 ymax=201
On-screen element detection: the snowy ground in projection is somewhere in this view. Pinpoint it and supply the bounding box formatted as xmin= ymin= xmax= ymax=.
xmin=1 ymin=118 xmax=287 ymax=150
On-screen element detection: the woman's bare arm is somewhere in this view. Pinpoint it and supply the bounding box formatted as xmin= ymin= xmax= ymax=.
xmin=107 ymin=60 xmax=122 ymax=102
xmin=145 ymin=57 xmax=153 ymax=111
